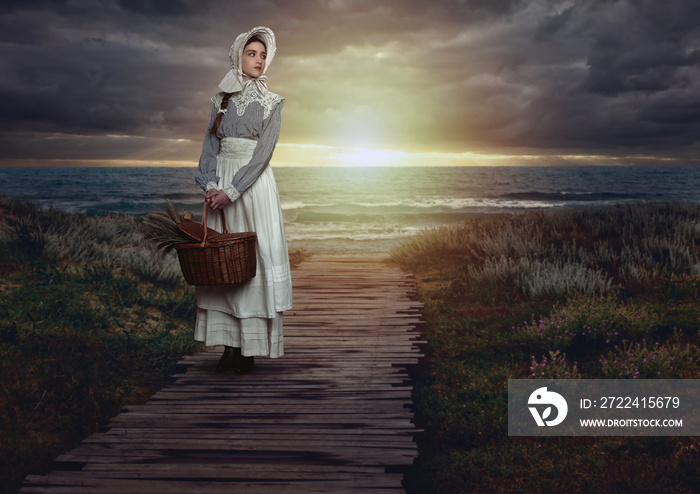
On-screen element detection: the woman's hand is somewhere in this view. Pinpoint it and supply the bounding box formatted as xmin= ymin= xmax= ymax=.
xmin=205 ymin=189 xmax=231 ymax=210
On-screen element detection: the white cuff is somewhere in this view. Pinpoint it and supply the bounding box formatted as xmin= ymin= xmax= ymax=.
xmin=223 ymin=185 xmax=241 ymax=203
xmin=205 ymin=181 xmax=218 ymax=191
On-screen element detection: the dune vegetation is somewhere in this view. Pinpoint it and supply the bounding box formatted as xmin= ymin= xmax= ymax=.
xmin=0 ymin=195 xmax=308 ymax=493
xmin=391 ymin=202 xmax=699 ymax=493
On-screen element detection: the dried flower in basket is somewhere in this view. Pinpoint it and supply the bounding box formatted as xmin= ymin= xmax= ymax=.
xmin=140 ymin=200 xmax=194 ymax=256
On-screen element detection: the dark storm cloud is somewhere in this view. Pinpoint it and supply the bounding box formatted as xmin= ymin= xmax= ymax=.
xmin=427 ymin=0 xmax=700 ymax=156
xmin=0 ymin=0 xmax=699 ymax=165
xmin=0 ymin=34 xmax=212 ymax=139
xmin=117 ymin=0 xmax=192 ymax=16
xmin=528 ymin=0 xmax=700 ymax=153
xmin=0 ymin=1 xmax=216 ymax=135
xmin=0 ymin=0 xmax=67 ymax=14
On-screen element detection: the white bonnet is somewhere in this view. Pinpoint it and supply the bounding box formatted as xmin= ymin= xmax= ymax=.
xmin=218 ymin=26 xmax=277 ymax=94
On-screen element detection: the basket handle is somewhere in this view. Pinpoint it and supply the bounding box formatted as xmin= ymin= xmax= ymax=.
xmin=201 ymin=202 xmax=228 ymax=246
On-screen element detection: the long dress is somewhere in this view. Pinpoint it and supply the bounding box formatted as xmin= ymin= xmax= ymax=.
xmin=194 ymin=87 xmax=292 ymax=358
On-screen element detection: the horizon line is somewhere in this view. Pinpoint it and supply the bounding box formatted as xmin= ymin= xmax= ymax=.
xmin=1 ymin=159 xmax=698 ymax=168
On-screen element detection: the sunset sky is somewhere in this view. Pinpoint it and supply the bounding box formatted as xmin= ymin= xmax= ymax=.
xmin=1 ymin=0 xmax=699 ymax=167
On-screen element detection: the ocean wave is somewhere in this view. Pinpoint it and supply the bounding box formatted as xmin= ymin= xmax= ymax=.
xmin=281 ymin=201 xmax=337 ymax=210
xmin=283 ymin=209 xmax=474 ymax=225
xmin=496 ymin=191 xmax=639 ymax=202
xmin=352 ymin=198 xmax=560 ymax=210
xmin=288 ymin=198 xmax=560 ymax=211
xmin=3 ymin=165 xmax=699 ymax=256
xmin=285 ymin=222 xmax=424 ymax=242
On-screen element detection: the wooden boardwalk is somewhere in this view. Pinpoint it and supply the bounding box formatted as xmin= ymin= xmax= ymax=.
xmin=21 ymin=256 xmax=425 ymax=493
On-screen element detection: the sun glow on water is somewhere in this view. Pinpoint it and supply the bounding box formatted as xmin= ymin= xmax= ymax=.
xmin=273 ymin=142 xmax=650 ymax=168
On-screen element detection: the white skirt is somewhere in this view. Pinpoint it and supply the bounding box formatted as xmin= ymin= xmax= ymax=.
xmin=194 ymin=137 xmax=292 ymax=358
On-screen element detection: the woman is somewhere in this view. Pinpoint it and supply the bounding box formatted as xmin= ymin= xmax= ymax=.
xmin=195 ymin=26 xmax=292 ymax=374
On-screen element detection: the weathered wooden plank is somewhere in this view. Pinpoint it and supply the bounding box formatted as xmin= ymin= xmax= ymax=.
xmin=20 ymin=256 xmax=423 ymax=494
xmin=79 ymin=463 xmax=387 ymax=473
xmin=92 ymin=434 xmax=419 ymax=446
xmin=25 ymin=470 xmax=406 ymax=484
xmin=20 ymin=480 xmax=408 ymax=494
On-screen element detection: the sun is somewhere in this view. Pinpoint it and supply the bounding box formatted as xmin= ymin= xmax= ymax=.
xmin=335 ymin=148 xmax=406 ymax=167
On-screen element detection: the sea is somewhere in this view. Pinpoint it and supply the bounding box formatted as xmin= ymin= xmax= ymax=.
xmin=2 ymin=166 xmax=700 ymax=255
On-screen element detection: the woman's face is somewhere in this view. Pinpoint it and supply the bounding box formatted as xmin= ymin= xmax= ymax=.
xmin=241 ymin=40 xmax=267 ymax=79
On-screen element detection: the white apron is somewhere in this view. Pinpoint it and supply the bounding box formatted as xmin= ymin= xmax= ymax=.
xmin=194 ymin=137 xmax=292 ymax=357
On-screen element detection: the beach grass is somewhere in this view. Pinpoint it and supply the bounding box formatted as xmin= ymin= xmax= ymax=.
xmin=391 ymin=202 xmax=699 ymax=493
xmin=3 ymin=193 xmax=699 ymax=493
xmin=0 ymin=195 xmax=310 ymax=493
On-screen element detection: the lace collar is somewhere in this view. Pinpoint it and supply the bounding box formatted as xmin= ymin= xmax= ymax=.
xmin=212 ymin=88 xmax=284 ymax=120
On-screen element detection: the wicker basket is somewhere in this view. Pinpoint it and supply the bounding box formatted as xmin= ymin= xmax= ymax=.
xmin=175 ymin=204 xmax=257 ymax=286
